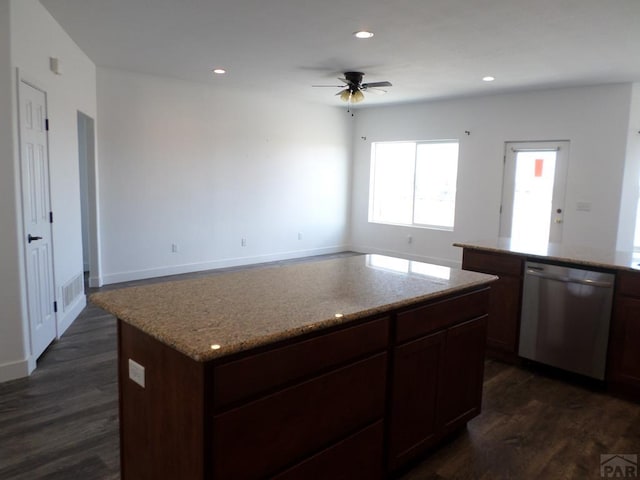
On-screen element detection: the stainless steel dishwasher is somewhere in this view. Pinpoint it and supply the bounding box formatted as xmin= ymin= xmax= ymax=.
xmin=518 ymin=261 xmax=615 ymax=380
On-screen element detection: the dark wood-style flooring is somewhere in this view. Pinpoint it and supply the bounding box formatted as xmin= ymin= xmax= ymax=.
xmin=1 ymin=253 xmax=639 ymax=479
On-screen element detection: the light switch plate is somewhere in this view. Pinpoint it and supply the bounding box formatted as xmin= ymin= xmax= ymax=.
xmin=576 ymin=201 xmax=592 ymax=212
xmin=128 ymin=359 xmax=145 ymax=388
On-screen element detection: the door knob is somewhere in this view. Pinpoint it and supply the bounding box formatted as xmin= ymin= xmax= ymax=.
xmin=28 ymin=234 xmax=43 ymax=243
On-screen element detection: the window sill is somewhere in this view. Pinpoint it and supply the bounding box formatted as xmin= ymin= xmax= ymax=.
xmin=368 ymin=220 xmax=454 ymax=232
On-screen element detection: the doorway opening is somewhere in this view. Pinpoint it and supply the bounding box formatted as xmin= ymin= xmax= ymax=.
xmin=77 ymin=111 xmax=98 ymax=288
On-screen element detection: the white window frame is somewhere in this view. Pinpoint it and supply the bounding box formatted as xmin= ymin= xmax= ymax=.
xmin=368 ymin=139 xmax=459 ymax=231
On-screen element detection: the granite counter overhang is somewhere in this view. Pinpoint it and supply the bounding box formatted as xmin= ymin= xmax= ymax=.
xmin=454 ymin=238 xmax=640 ymax=273
xmin=91 ymin=254 xmax=497 ymax=362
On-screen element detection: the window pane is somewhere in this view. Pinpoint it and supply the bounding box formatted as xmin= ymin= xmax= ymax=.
xmin=369 ymin=142 xmax=415 ymax=224
xmin=413 ymin=142 xmax=459 ymax=228
xmin=510 ymin=151 xmax=556 ymax=247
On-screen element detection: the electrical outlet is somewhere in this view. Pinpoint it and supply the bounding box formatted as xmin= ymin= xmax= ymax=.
xmin=171 ymin=243 xmax=179 ymax=253
xmin=128 ymin=359 xmax=145 ymax=388
xmin=407 ymin=235 xmax=413 ymax=244
xmin=241 ymin=238 xmax=247 ymax=247
xmin=298 ymin=232 xmax=303 ymax=240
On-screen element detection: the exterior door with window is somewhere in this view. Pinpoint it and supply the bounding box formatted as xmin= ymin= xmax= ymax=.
xmin=19 ymin=80 xmax=56 ymax=360
xmin=499 ymin=141 xmax=569 ymax=246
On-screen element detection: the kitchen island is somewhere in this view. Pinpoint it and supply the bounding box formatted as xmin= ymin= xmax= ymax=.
xmin=92 ymin=254 xmax=496 ymax=480
xmin=455 ymin=239 xmax=640 ymax=402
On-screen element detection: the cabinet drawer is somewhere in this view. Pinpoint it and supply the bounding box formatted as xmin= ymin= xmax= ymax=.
xmin=213 ymin=317 xmax=389 ymax=409
xmin=212 ymin=353 xmax=387 ymax=480
xmin=617 ymin=271 xmax=640 ymax=298
xmin=271 ymin=421 xmax=384 ymax=480
xmin=396 ymin=289 xmax=489 ymax=343
xmin=462 ymin=249 xmax=523 ymax=277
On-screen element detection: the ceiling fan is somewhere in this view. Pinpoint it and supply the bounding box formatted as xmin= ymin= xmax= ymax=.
xmin=313 ymin=72 xmax=392 ymax=104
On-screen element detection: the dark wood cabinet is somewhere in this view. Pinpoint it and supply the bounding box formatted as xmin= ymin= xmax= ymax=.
xmin=212 ymin=354 xmax=387 ymax=479
xmin=461 ymin=249 xmax=523 ymax=361
xmin=387 ymin=289 xmax=489 ymax=472
xmin=388 ymin=331 xmax=445 ymax=469
xmin=456 ymin=244 xmax=640 ymax=404
xmin=271 ymin=421 xmax=384 ymax=480
xmin=119 ymin=317 xmax=389 ymax=480
xmin=118 ymin=287 xmax=492 ymax=479
xmin=118 ymin=322 xmax=207 ymax=480
xmin=608 ymin=271 xmax=640 ymax=401
xmin=438 ymin=315 xmax=488 ymax=432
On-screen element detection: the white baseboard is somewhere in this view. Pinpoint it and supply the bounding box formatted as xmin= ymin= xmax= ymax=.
xmin=1 ymin=295 xmax=86 ymax=383
xmin=57 ymin=294 xmax=87 ymax=338
xmin=0 ymin=356 xmax=36 ymax=383
xmin=99 ymin=245 xmax=350 ymax=286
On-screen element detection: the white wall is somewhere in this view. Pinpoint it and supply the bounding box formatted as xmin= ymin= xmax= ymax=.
xmin=97 ymin=68 xmax=352 ymax=284
xmin=350 ymin=84 xmax=633 ymax=266
xmin=616 ymin=83 xmax=640 ymax=252
xmin=0 ymin=0 xmax=32 ymax=382
xmin=0 ymin=0 xmax=96 ymax=382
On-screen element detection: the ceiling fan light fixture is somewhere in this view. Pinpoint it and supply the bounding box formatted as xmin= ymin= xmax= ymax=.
xmin=352 ymin=90 xmax=365 ymax=103
xmin=339 ymin=89 xmax=352 ymax=102
xmin=313 ymin=71 xmax=391 ymax=105
xmin=353 ymin=30 xmax=374 ymax=39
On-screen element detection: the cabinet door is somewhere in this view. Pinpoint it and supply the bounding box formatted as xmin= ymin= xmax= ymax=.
xmin=438 ymin=315 xmax=488 ymax=433
xmin=387 ymin=331 xmax=446 ymax=470
xmin=486 ymin=276 xmax=521 ymax=354
xmin=461 ymin=249 xmax=522 ymax=359
xmin=608 ymin=296 xmax=640 ymax=399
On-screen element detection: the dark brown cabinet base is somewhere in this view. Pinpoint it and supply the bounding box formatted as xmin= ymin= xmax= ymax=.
xmin=212 ymin=354 xmax=387 ymax=479
xmin=608 ymin=271 xmax=640 ymax=401
xmin=460 ymin=246 xmax=640 ymax=404
xmin=387 ymin=290 xmax=488 ymax=471
xmin=118 ymin=287 xmax=491 ymax=479
xmin=461 ymin=249 xmax=523 ymax=362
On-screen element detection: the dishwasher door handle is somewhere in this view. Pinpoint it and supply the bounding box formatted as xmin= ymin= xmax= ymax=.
xmin=525 ymin=269 xmax=613 ymax=288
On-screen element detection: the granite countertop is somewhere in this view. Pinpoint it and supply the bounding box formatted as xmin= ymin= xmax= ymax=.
xmin=91 ymin=254 xmax=496 ymax=362
xmin=454 ymin=238 xmax=640 ymax=272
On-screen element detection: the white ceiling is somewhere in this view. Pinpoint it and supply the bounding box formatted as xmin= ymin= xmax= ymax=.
xmin=40 ymin=0 xmax=640 ymax=107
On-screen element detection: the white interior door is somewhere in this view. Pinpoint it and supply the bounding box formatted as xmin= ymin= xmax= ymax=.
xmin=19 ymin=80 xmax=56 ymax=360
xmin=500 ymin=141 xmax=569 ymax=246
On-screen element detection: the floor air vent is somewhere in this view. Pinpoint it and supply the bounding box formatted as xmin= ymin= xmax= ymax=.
xmin=62 ymin=274 xmax=84 ymax=311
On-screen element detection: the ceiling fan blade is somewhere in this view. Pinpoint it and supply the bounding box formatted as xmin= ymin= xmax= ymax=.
xmin=335 ymin=89 xmax=349 ymax=96
xmin=312 ymin=85 xmax=346 ymax=87
xmin=364 ymin=87 xmax=388 ymax=95
xmin=338 ymin=78 xmax=349 ymax=85
xmin=362 ymin=81 xmax=392 ymax=89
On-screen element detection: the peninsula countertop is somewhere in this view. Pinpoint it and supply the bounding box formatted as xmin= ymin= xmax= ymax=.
xmin=454 ymin=238 xmax=640 ymax=273
xmin=91 ymin=254 xmax=497 ymax=362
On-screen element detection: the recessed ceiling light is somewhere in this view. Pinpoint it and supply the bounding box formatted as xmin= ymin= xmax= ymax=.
xmin=482 ymin=76 xmax=495 ymax=82
xmin=353 ymin=31 xmax=374 ymax=39
xmin=212 ymin=68 xmax=227 ymax=75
